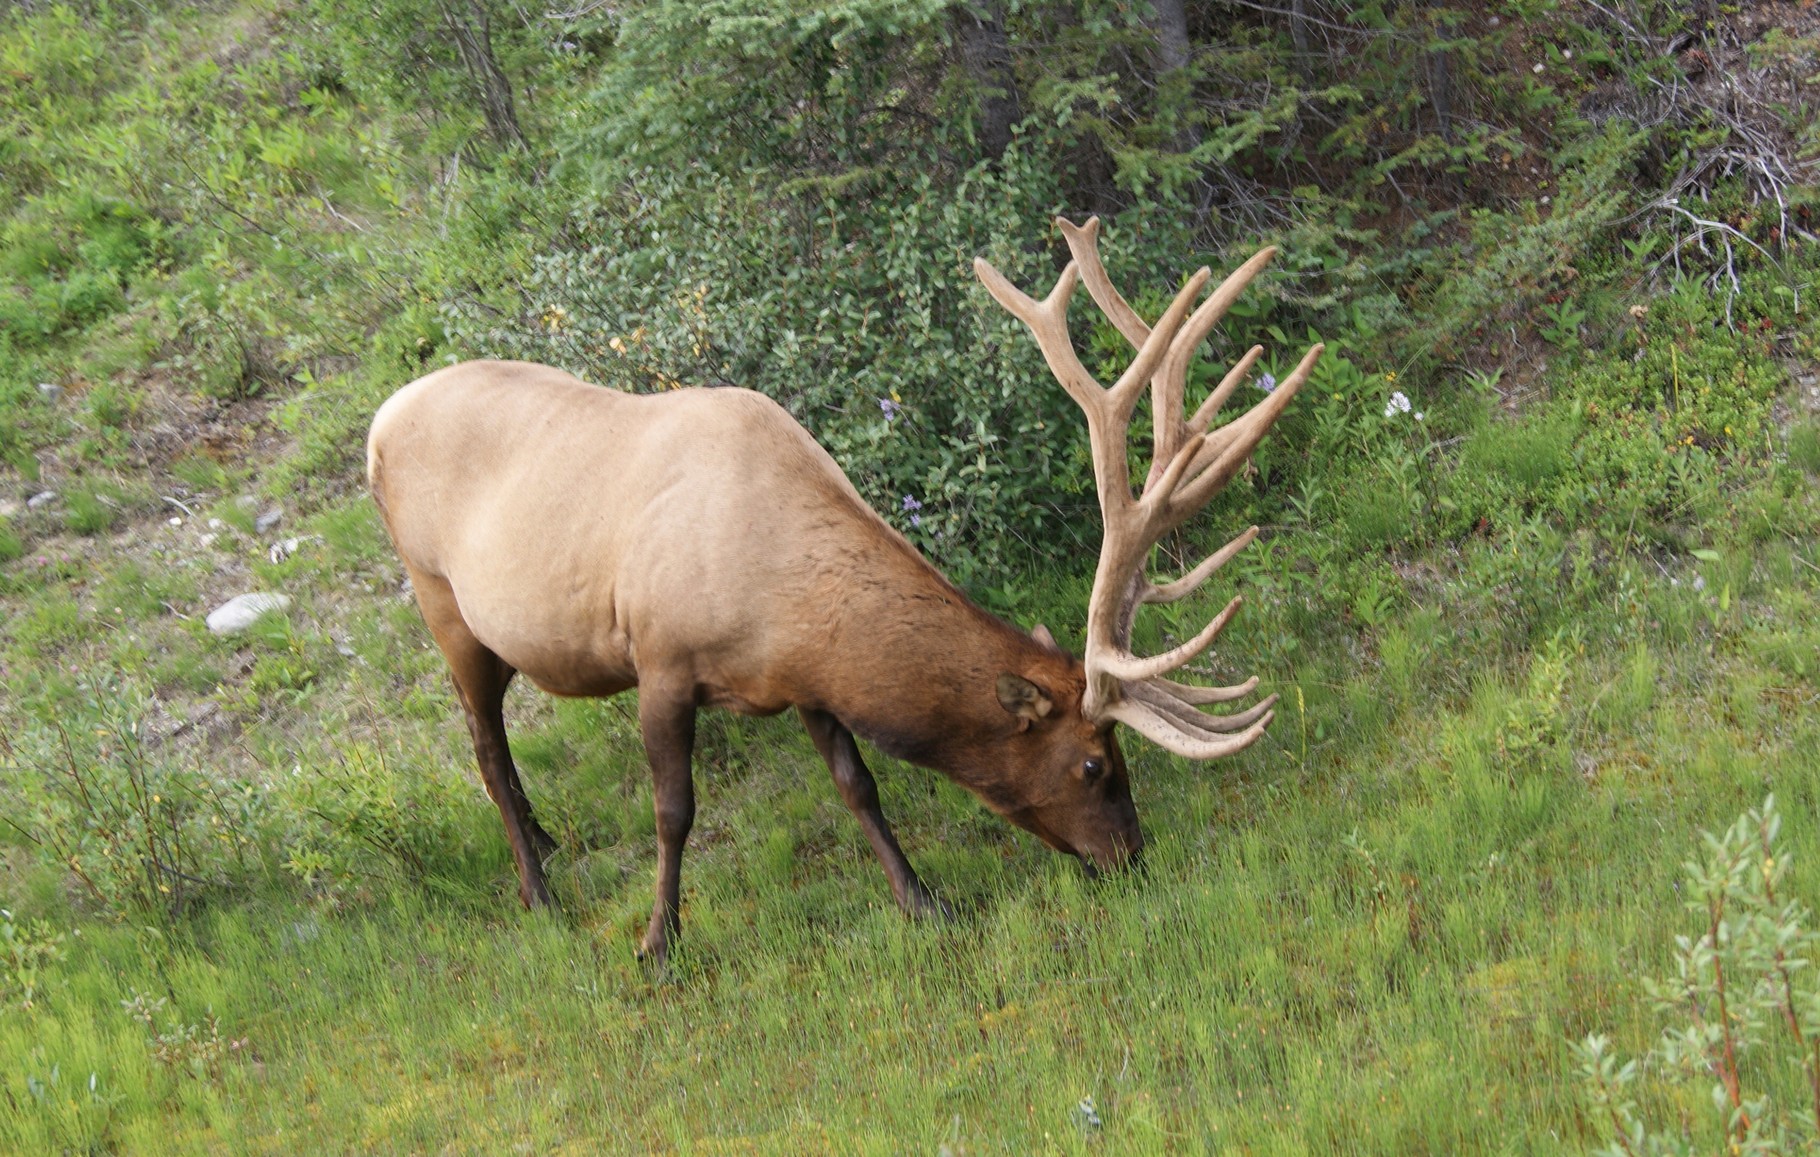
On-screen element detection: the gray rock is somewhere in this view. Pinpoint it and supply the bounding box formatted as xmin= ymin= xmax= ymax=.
xmin=37 ymin=383 xmax=61 ymax=404
xmin=205 ymin=592 xmax=292 ymax=636
xmin=254 ymin=509 xmax=283 ymax=534
xmin=27 ymin=490 xmax=57 ymax=509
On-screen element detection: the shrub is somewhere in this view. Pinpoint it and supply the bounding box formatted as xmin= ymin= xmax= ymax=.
xmin=0 ymin=910 xmax=65 ymax=1011
xmin=1577 ymin=795 xmax=1820 ymax=1154
xmin=276 ymin=744 xmax=496 ymax=902
xmin=0 ymin=685 xmax=274 ymax=922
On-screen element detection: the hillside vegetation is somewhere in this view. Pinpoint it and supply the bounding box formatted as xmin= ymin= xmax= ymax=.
xmin=2 ymin=0 xmax=1818 ymax=1150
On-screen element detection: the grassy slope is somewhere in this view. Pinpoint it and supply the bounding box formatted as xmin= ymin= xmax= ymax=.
xmin=3 ymin=2 xmax=1820 ymax=1153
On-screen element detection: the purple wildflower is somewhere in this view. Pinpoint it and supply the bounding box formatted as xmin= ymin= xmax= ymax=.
xmin=878 ymin=397 xmax=901 ymax=422
xmin=910 ymin=514 xmax=921 ymax=527
xmin=1256 ymin=372 xmax=1277 ymax=394
xmin=901 ymin=495 xmax=922 ymax=512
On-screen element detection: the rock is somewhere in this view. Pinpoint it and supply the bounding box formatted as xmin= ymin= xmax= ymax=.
xmin=37 ymin=382 xmax=61 ymax=404
xmin=206 ymin=593 xmax=292 ymax=636
xmin=268 ymin=536 xmax=301 ymax=563
xmin=27 ymin=490 xmax=57 ymax=509
xmin=207 ymin=517 xmax=225 ymax=530
xmin=198 ymin=533 xmax=218 ymax=549
xmin=167 ymin=516 xmax=183 ymax=527
xmin=0 ymin=499 xmax=18 ymax=519
xmin=255 ymin=509 xmax=283 ymax=534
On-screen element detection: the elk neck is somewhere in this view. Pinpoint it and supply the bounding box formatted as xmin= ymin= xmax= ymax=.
xmin=790 ymin=524 xmax=1083 ymax=782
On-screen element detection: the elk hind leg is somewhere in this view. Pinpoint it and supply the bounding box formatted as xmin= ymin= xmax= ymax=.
xmin=798 ymin=707 xmax=948 ymax=919
xmin=408 ymin=565 xmax=555 ymax=907
xmin=638 ymin=681 xmax=697 ymax=966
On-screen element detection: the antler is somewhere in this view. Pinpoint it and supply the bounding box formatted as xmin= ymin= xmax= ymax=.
xmin=973 ymin=216 xmax=1323 ymax=760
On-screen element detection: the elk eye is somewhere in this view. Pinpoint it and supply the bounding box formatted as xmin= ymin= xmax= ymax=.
xmin=1082 ymin=758 xmax=1104 ymax=780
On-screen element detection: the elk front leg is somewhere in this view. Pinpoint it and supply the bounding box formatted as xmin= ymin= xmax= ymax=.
xmin=798 ymin=707 xmax=948 ymax=919
xmin=638 ymin=685 xmax=698 ymax=966
xmin=408 ymin=563 xmax=554 ymax=908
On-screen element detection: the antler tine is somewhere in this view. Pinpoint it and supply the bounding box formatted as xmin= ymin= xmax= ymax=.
xmin=972 ymin=257 xmax=1099 ymax=411
xmin=1144 ymin=248 xmax=1278 ymax=475
xmin=1144 ymin=525 xmax=1258 ymax=605
xmin=1126 ymin=680 xmax=1280 ymax=735
xmin=1056 ymin=216 xmax=1150 ymax=348
xmin=1188 ymin=345 xmax=1265 ymax=436
xmin=1059 ymin=216 xmax=1212 ymax=487
xmin=1103 ymin=697 xmax=1276 ymax=760
xmin=1168 ymin=342 xmax=1323 ymax=524
xmin=1107 ymin=267 xmax=1210 ymax=420
xmin=1094 ymin=595 xmax=1243 ymax=684
xmin=1154 ymin=673 xmax=1259 ymax=704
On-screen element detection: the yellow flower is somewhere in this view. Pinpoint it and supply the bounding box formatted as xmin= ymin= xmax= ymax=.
xmin=1385 ymin=372 xmax=1397 ymax=382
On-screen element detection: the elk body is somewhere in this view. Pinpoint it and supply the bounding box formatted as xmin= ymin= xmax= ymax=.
xmin=366 ymin=218 xmax=1320 ymax=965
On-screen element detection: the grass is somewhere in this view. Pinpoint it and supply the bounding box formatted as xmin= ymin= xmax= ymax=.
xmin=6 ymin=525 xmax=1820 ymax=1150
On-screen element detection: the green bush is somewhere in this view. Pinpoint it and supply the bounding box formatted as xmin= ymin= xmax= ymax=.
xmin=0 ymin=685 xmax=274 ymax=922
xmin=1578 ymin=795 xmax=1820 ymax=1154
xmin=450 ymin=153 xmax=1119 ymax=582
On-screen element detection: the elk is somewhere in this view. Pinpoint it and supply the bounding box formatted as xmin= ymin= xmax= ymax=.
xmin=365 ymin=217 xmax=1320 ymax=966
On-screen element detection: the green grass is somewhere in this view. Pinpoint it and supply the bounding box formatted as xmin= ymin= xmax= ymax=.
xmin=5 ymin=652 xmax=1818 ymax=1152
xmin=6 ymin=528 xmax=1820 ymax=1151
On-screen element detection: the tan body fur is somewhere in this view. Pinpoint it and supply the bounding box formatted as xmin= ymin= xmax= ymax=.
xmin=369 ymin=360 xmax=1139 ymax=963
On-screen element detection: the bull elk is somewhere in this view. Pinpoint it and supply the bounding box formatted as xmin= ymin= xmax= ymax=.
xmin=366 ymin=217 xmax=1320 ymax=965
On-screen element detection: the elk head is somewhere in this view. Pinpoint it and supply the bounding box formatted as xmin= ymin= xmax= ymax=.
xmin=974 ymin=217 xmax=1323 ymax=819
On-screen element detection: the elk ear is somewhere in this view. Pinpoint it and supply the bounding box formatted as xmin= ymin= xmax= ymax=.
xmin=996 ymin=673 xmax=1053 ymax=730
xmin=1030 ymin=623 xmax=1059 ymax=650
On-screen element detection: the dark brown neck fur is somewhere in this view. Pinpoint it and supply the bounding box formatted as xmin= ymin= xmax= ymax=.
xmin=789 ymin=518 xmax=1082 ymax=788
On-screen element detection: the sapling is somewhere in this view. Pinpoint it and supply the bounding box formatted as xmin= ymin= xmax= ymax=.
xmin=1577 ymin=794 xmax=1820 ymax=1155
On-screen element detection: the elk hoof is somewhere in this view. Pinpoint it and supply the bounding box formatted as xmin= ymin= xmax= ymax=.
xmin=636 ymin=937 xmax=673 ymax=980
xmin=519 ymin=875 xmax=554 ymax=909
xmin=905 ymin=888 xmax=954 ymax=922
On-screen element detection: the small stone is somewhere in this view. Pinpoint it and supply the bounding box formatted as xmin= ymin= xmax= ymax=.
xmin=168 ymin=516 xmax=183 ymax=527
xmin=198 ymin=533 xmax=218 ymax=549
xmin=205 ymin=592 xmax=292 ymax=636
xmin=0 ymin=499 xmax=18 ymax=519
xmin=336 ymin=644 xmax=357 ymax=658
xmin=268 ymin=537 xmax=301 ymax=564
xmin=255 ymin=509 xmax=283 ymax=534
xmin=37 ymin=383 xmax=61 ymax=403
xmin=207 ymin=517 xmax=225 ymax=530
xmin=27 ymin=490 xmax=57 ymax=509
